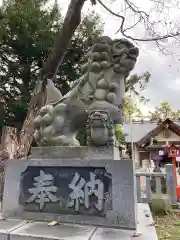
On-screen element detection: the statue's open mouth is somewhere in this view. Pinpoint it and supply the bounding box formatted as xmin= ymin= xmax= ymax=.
xmin=128 ymin=55 xmax=137 ymax=61
xmin=128 ymin=47 xmax=139 ymax=60
xmin=112 ymin=47 xmax=139 ymax=64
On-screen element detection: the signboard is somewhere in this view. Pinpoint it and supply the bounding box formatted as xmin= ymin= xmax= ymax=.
xmin=19 ymin=166 xmax=112 ymax=216
xmin=159 ymin=150 xmax=164 ymax=156
xmin=2 ymin=159 xmax=137 ymax=229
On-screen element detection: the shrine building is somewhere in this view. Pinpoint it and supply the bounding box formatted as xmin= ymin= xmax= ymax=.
xmin=123 ymin=118 xmax=180 ymax=167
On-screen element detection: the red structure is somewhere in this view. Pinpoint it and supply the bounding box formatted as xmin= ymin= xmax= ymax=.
xmin=168 ymin=144 xmax=180 ymax=200
xmin=168 ymin=144 xmax=179 ymax=158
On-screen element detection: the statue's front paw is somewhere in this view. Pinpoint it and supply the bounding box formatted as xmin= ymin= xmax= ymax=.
xmin=41 ymin=135 xmax=79 ymax=146
xmin=34 ymin=105 xmax=54 ymax=130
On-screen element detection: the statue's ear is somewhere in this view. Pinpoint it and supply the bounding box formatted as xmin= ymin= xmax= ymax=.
xmin=46 ymin=79 xmax=62 ymax=105
xmin=88 ymin=72 xmax=99 ymax=89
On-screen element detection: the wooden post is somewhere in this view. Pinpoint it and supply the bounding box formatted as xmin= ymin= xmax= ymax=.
xmin=0 ymin=93 xmax=6 ymax=142
xmin=136 ymin=175 xmax=141 ymax=203
xmin=172 ymin=157 xmax=178 ymax=186
xmin=166 ymin=164 xmax=177 ymax=205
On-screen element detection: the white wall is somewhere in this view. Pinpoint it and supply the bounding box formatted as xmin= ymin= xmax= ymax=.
xmin=155 ymin=129 xmax=180 ymax=142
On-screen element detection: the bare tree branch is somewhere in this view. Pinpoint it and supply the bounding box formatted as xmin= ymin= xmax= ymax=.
xmin=124 ymin=0 xmax=149 ymax=18
xmin=123 ymin=17 xmax=142 ymax=33
xmin=96 ymin=0 xmax=125 ymax=33
xmin=96 ymin=0 xmax=180 ymax=42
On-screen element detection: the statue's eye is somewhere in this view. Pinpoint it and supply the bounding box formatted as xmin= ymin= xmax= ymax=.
xmin=118 ymin=44 xmax=126 ymax=49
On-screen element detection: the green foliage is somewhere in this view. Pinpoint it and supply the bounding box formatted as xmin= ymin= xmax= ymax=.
xmin=157 ymin=102 xmax=171 ymax=118
xmin=123 ymin=71 xmax=151 ymax=121
xmin=0 ymin=0 xmax=103 ymax=129
xmin=172 ymin=110 xmax=180 ymax=119
xmin=125 ymin=71 xmax=151 ymax=95
xmin=149 ymin=101 xmax=180 ymax=120
xmin=150 ymin=196 xmax=171 ymax=216
xmin=123 ymin=95 xmax=143 ymax=121
xmin=155 ymin=212 xmax=180 ymax=240
xmin=115 ymin=124 xmax=124 ymax=144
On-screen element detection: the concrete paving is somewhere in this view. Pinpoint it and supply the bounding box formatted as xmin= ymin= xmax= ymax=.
xmin=0 ymin=203 xmax=157 ymax=240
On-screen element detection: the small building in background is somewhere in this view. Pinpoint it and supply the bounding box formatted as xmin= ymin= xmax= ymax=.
xmin=123 ymin=118 xmax=180 ymax=167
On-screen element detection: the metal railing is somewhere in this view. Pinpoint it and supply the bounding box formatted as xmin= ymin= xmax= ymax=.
xmin=136 ymin=164 xmax=177 ymax=205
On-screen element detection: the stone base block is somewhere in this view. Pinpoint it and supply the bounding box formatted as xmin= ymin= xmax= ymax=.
xmin=0 ymin=219 xmax=26 ymax=240
xmin=88 ymin=203 xmax=158 ymax=240
xmin=30 ymin=146 xmax=120 ymax=160
xmin=3 ymin=159 xmax=136 ymax=229
xmin=10 ymin=222 xmax=96 ymax=240
xmin=0 ymin=204 xmax=157 ymax=240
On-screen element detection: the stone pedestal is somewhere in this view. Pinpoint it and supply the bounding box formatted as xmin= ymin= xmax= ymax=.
xmin=30 ymin=145 xmax=121 ymax=161
xmin=2 ymin=156 xmax=136 ymax=229
xmin=0 ymin=219 xmax=26 ymax=240
xmin=1 ymin=146 xmax=158 ymax=239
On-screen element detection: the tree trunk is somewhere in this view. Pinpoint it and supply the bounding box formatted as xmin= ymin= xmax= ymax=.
xmin=41 ymin=0 xmax=87 ymax=79
xmin=17 ymin=0 xmax=87 ymax=158
xmin=0 ymin=126 xmax=18 ymax=199
xmin=0 ymin=126 xmax=18 ymax=167
xmin=17 ymin=82 xmax=46 ymax=158
xmin=0 ymin=95 xmax=5 ymax=142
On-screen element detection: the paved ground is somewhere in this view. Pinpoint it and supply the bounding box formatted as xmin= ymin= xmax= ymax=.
xmin=0 ymin=203 xmax=157 ymax=240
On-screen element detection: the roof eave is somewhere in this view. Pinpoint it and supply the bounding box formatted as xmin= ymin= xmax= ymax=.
xmin=136 ymin=118 xmax=180 ymax=147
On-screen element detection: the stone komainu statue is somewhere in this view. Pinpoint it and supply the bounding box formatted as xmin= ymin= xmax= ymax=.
xmin=34 ymin=36 xmax=139 ymax=146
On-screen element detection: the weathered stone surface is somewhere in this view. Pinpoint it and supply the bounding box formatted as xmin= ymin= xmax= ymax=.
xmin=136 ymin=203 xmax=158 ymax=240
xmin=30 ymin=146 xmax=88 ymax=159
xmin=34 ymin=36 xmax=139 ymax=146
xmin=2 ymin=159 xmax=136 ymax=229
xmin=0 ymin=204 xmax=157 ymax=240
xmin=30 ymin=146 xmax=120 ymax=160
xmin=0 ymin=219 xmax=26 ymax=240
xmin=91 ymin=203 xmax=158 ymax=240
xmin=91 ymin=228 xmax=134 ymax=239
xmin=10 ymin=222 xmax=96 ymax=240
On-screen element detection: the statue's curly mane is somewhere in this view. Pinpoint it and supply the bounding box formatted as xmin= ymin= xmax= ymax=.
xmin=57 ymin=36 xmax=139 ymax=106
xmin=81 ymin=36 xmax=138 ymax=73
